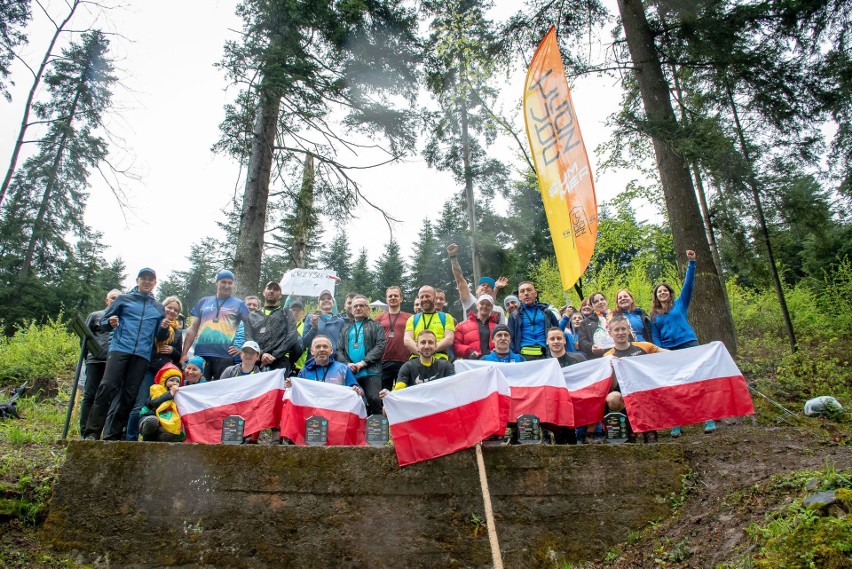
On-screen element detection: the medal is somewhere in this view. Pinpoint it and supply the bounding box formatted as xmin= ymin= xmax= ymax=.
xmin=388 ymin=331 xmax=395 ymax=338
xmin=354 ymin=342 xmax=360 ymax=349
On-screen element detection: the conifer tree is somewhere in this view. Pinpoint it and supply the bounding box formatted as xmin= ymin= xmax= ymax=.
xmin=374 ymin=239 xmax=406 ymax=297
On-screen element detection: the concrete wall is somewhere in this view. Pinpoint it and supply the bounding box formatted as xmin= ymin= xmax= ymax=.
xmin=43 ymin=441 xmax=688 ymax=568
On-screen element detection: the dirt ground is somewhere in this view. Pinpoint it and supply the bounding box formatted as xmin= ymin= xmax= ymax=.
xmin=589 ymin=414 xmax=852 ymax=568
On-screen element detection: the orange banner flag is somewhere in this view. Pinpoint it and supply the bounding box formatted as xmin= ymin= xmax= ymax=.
xmin=523 ymin=27 xmax=598 ymax=291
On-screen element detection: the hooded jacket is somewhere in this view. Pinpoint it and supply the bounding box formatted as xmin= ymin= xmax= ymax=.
xmin=507 ymin=301 xmax=559 ymax=354
xmin=101 ymin=287 xmax=166 ymax=360
xmin=251 ymin=304 xmax=302 ymax=364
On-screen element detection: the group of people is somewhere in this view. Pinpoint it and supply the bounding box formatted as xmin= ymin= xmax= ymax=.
xmin=77 ymin=243 xmax=712 ymax=444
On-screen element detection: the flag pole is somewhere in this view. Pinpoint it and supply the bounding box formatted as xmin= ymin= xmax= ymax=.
xmin=474 ymin=442 xmax=503 ymax=569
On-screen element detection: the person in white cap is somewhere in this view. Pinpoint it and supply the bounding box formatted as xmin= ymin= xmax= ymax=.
xmin=453 ymin=294 xmax=499 ymax=359
xmin=220 ymin=341 xmax=262 ymax=379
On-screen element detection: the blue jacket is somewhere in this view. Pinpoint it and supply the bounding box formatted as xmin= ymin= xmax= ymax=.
xmin=557 ymin=316 xmax=580 ymax=352
xmin=508 ymin=302 xmax=559 ymax=354
xmin=481 ymin=351 xmax=526 ymax=363
xmin=651 ymin=260 xmax=698 ymax=348
xmin=101 ymin=287 xmax=166 ymax=360
xmin=302 ymin=313 xmax=346 ymax=352
xmin=621 ymin=307 xmax=652 ymax=342
xmin=298 ymin=355 xmax=358 ymax=388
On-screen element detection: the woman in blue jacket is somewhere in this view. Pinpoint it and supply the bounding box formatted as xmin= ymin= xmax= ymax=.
xmin=650 ymin=250 xmax=715 ymax=436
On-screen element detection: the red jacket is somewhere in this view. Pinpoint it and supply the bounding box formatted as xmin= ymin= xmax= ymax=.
xmin=453 ymin=311 xmax=499 ymax=359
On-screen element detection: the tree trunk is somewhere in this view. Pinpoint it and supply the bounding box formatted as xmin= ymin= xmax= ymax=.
xmin=291 ymin=153 xmax=315 ymax=269
xmin=617 ymin=0 xmax=737 ymax=355
xmin=0 ymin=0 xmax=81 ymax=207
xmin=17 ymin=49 xmax=89 ymax=283
xmin=723 ymin=76 xmax=797 ymax=352
xmin=233 ymin=87 xmax=281 ymax=296
xmin=459 ymin=96 xmax=481 ymax=284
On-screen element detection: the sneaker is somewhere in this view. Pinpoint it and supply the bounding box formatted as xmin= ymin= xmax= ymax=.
xmin=704 ymin=420 xmax=717 ymax=434
xmin=670 ymin=426 xmax=682 ymax=438
xmin=643 ymin=431 xmax=658 ymax=444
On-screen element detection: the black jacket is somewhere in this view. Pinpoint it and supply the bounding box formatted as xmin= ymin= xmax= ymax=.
xmin=578 ymin=312 xmax=608 ymax=359
xmin=336 ymin=318 xmax=387 ymax=376
xmin=251 ymin=305 xmax=302 ymax=363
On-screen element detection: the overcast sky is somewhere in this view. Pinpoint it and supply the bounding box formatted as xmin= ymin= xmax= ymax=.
xmin=1 ymin=0 xmax=642 ymax=290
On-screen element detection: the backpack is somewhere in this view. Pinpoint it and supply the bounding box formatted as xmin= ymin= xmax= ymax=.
xmin=412 ymin=311 xmax=453 ymax=358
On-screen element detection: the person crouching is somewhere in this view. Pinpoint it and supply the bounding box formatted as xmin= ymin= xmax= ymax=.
xmin=138 ymin=363 xmax=186 ymax=442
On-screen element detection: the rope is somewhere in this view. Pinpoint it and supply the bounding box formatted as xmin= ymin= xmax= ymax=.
xmin=475 ymin=443 xmax=504 ymax=569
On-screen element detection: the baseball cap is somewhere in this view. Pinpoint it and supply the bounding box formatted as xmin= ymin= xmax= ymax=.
xmin=477 ymin=294 xmax=494 ymax=305
xmin=264 ymin=281 xmax=281 ymax=290
xmin=290 ymin=300 xmax=305 ymax=310
xmin=137 ymin=267 xmax=156 ymax=278
xmin=241 ymin=341 xmax=260 ymax=353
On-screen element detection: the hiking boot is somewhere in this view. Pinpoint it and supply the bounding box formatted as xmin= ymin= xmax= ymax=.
xmin=670 ymin=426 xmax=682 ymax=438
xmin=643 ymin=431 xmax=658 ymax=444
xmin=704 ymin=420 xmax=717 ymax=434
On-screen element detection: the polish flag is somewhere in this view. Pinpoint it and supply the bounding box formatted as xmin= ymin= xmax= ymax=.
xmin=454 ymin=359 xmax=573 ymax=426
xmin=561 ymin=357 xmax=615 ymax=428
xmin=612 ymin=341 xmax=754 ymax=432
xmin=279 ymin=377 xmax=367 ymax=446
xmin=383 ymin=366 xmax=510 ymax=467
xmin=175 ymin=369 xmax=287 ymax=444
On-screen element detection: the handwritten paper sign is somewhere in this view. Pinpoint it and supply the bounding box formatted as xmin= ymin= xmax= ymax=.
xmin=278 ymin=269 xmax=339 ymax=297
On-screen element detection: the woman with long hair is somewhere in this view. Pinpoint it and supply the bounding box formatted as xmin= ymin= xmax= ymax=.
xmin=613 ymin=288 xmax=652 ymax=342
xmin=650 ymin=250 xmax=715 ymax=436
xmin=577 ymin=291 xmax=613 ymax=359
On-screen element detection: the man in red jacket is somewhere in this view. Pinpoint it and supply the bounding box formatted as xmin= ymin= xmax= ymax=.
xmin=453 ymin=294 xmax=499 ymax=359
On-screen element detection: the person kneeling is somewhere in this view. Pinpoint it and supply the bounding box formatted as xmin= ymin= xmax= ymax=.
xmin=138 ymin=363 xmax=186 ymax=442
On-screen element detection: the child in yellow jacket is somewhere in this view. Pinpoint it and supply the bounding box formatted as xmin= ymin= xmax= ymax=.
xmin=138 ymin=363 xmax=186 ymax=442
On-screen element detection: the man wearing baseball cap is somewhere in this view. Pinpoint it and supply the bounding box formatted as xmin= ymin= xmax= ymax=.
xmin=181 ymin=270 xmax=253 ymax=380
xmin=82 ymin=268 xmax=166 ymax=440
xmin=250 ymin=280 xmax=301 ymax=376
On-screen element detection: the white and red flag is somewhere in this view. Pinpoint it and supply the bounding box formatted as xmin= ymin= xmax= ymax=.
xmin=382 ymin=366 xmax=511 ymax=467
xmin=175 ymin=369 xmax=287 ymax=444
xmin=561 ymin=357 xmax=615 ymax=428
xmin=279 ymin=377 xmax=367 ymax=446
xmin=612 ymin=341 xmax=754 ymax=432
xmin=454 ymin=358 xmax=574 ymax=426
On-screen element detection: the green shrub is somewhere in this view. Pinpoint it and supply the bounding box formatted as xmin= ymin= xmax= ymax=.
xmin=0 ymin=316 xmax=78 ymax=387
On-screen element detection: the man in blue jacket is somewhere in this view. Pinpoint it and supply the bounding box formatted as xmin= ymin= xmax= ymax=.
xmin=83 ymin=268 xmax=166 ymax=440
xmin=507 ymin=281 xmax=559 ymax=360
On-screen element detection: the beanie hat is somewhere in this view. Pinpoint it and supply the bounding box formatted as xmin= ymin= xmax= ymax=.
xmin=503 ymin=295 xmax=519 ymax=308
xmin=216 ymin=270 xmax=235 ymax=282
xmin=187 ymin=356 xmax=206 ymax=370
xmin=491 ymin=324 xmax=511 ymax=339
